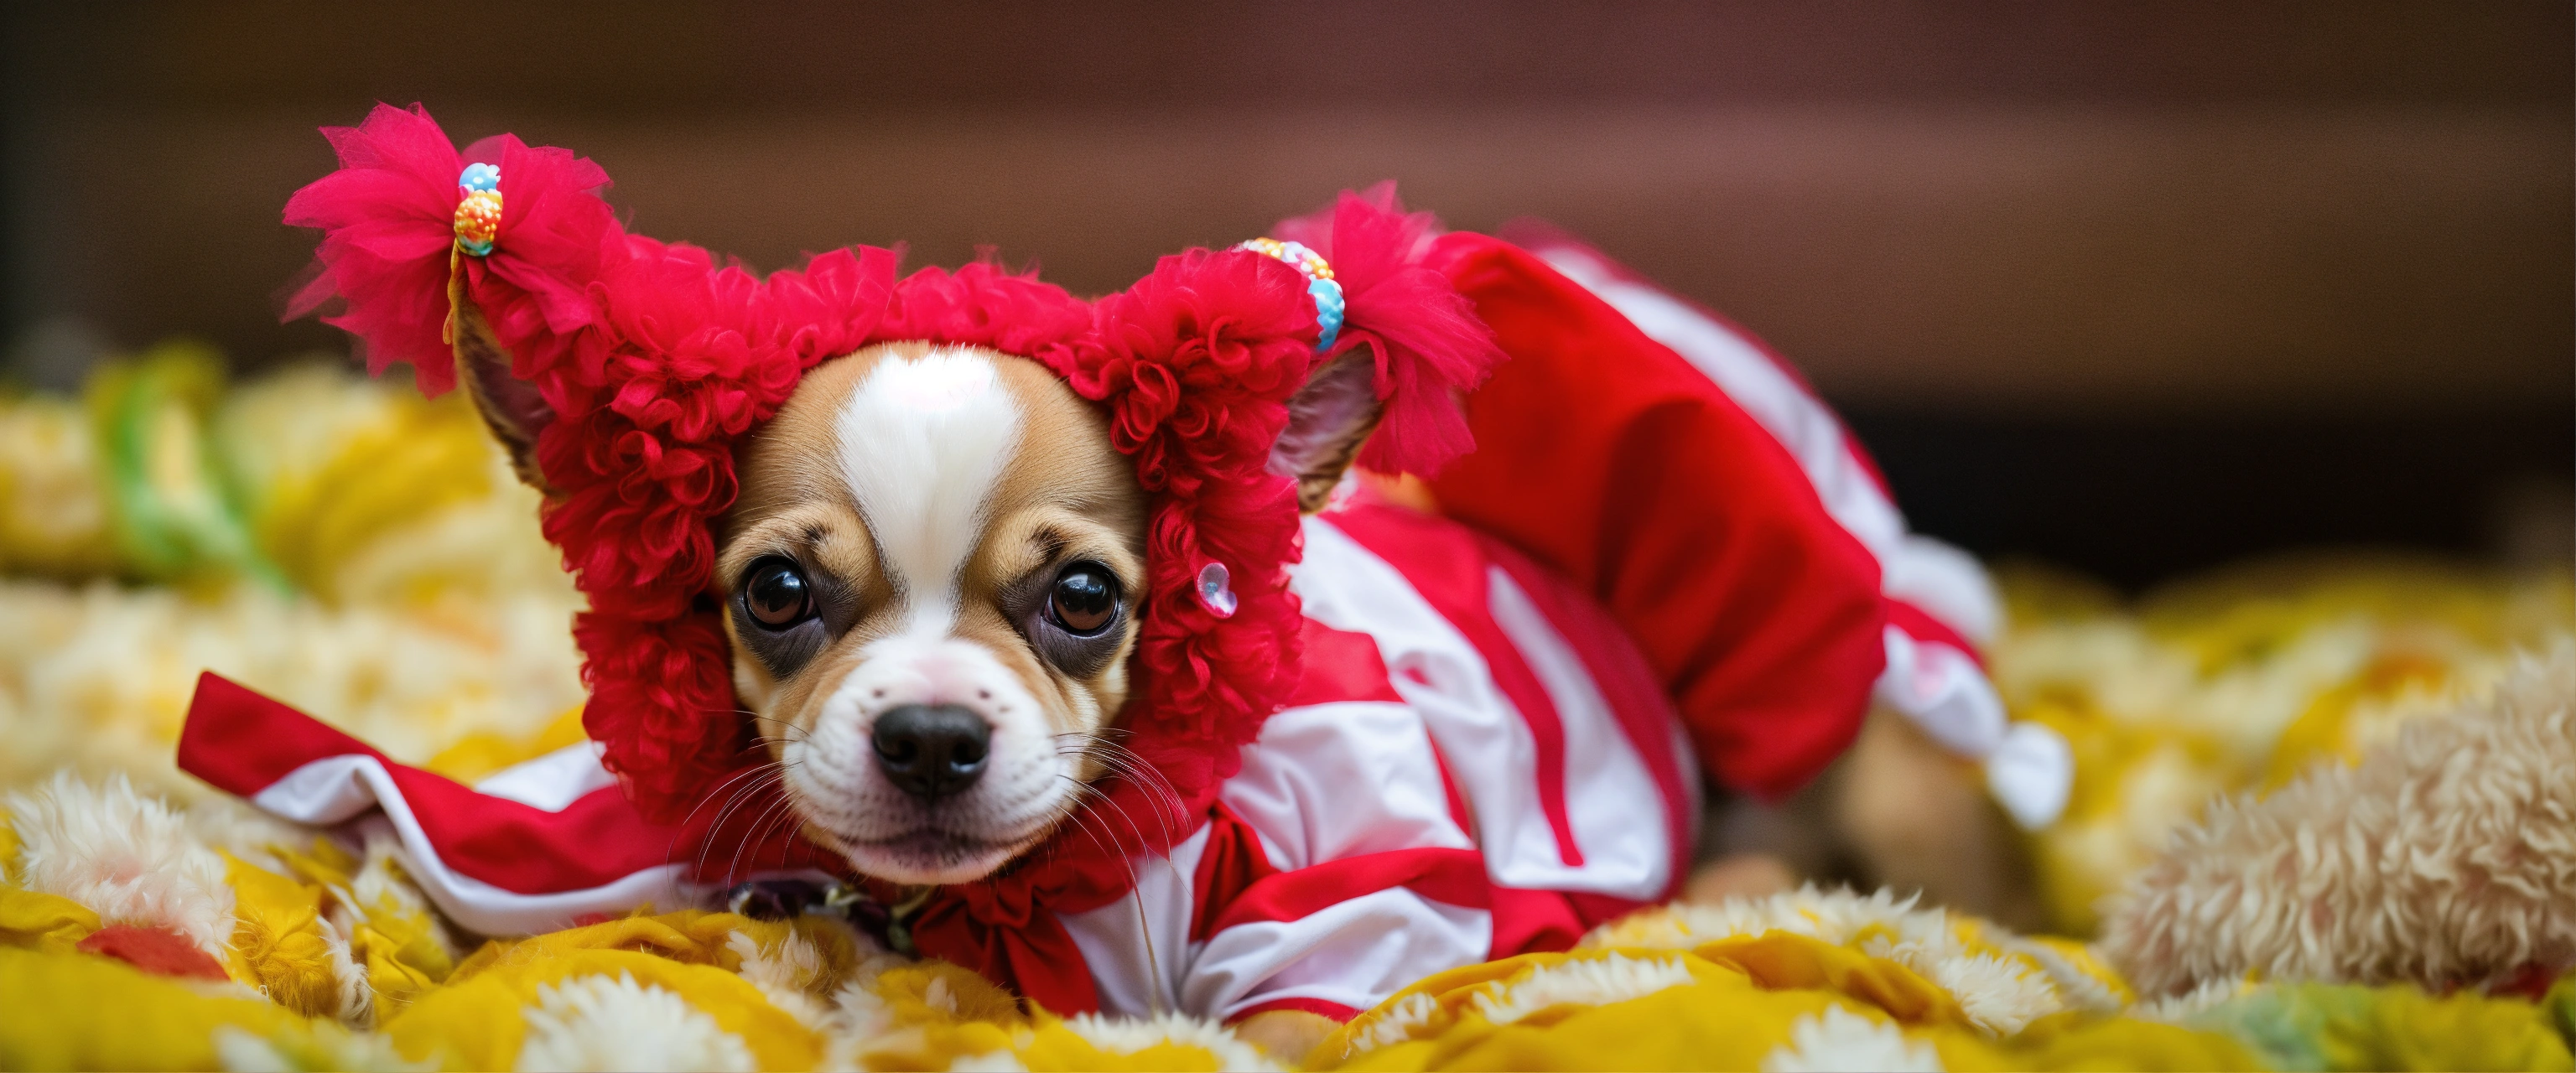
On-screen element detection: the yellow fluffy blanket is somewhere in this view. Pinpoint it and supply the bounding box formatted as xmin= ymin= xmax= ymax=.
xmin=5 ymin=809 xmax=2572 ymax=1072
xmin=4 ymin=352 xmax=2573 ymax=1070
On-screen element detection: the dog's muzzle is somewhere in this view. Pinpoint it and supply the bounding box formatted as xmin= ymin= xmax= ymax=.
xmin=870 ymin=702 xmax=991 ymax=799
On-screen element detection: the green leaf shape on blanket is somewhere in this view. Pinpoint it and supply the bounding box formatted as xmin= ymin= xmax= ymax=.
xmin=2186 ymin=982 xmax=2575 ymax=1073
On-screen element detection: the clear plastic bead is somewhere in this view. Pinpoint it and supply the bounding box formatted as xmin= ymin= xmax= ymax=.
xmin=1196 ymin=562 xmax=1238 ymax=618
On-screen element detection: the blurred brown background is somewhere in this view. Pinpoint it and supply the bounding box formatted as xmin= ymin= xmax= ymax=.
xmin=3 ymin=2 xmax=2568 ymax=585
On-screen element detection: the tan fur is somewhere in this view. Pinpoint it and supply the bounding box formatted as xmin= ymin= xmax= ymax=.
xmin=2101 ymin=645 xmax=2576 ymax=996
xmin=723 ymin=343 xmax=1147 ymax=779
xmin=449 ymin=267 xmax=553 ymax=494
xmin=1836 ymin=710 xmax=2042 ymax=931
xmin=1698 ymin=709 xmax=2042 ymax=932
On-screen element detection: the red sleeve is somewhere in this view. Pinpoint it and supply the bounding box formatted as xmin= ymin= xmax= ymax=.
xmin=1422 ymin=234 xmax=1883 ymax=799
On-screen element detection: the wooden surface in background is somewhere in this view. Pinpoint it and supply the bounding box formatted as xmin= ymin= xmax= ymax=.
xmin=3 ymin=2 xmax=2568 ymax=416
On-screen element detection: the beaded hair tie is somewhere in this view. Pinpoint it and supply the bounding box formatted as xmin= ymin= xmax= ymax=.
xmin=452 ymin=163 xmax=502 ymax=257
xmin=1234 ymin=237 xmax=1344 ymax=351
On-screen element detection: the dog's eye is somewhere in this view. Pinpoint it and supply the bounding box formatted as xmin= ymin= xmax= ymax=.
xmin=1047 ymin=562 xmax=1119 ymax=635
xmin=743 ymin=558 xmax=813 ymax=630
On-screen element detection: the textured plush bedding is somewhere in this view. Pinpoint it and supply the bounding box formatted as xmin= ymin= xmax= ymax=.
xmin=3 ymin=355 xmax=2571 ymax=1070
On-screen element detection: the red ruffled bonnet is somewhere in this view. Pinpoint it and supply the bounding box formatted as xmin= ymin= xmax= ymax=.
xmin=283 ymin=104 xmax=1501 ymax=1010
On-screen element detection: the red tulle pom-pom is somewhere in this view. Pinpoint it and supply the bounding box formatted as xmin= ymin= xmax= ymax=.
xmin=1274 ymin=183 xmax=1506 ymax=477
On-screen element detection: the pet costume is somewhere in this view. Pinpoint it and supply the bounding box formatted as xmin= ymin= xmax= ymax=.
xmin=180 ymin=104 xmax=2061 ymax=1020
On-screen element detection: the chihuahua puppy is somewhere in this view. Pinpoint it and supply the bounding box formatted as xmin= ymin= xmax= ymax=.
xmin=447 ymin=253 xmax=2043 ymax=1060
xmin=465 ymin=306 xmax=1530 ymax=1055
xmin=716 ymin=342 xmax=1147 ymax=886
xmin=460 ymin=303 xmax=1706 ymax=1060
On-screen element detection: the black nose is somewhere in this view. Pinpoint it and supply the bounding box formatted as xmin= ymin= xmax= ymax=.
xmin=870 ymin=704 xmax=991 ymax=799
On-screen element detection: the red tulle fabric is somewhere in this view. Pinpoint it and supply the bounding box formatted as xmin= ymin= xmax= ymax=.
xmin=1272 ymin=182 xmax=1503 ymax=475
xmin=281 ymin=103 xmax=1500 ymax=1013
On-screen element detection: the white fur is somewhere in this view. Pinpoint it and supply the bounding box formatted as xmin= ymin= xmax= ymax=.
xmin=1579 ymin=885 xmax=2068 ymax=1034
xmin=788 ymin=633 xmax=1067 ymax=884
xmin=800 ymin=635 xmax=1058 ymax=815
xmin=1471 ymin=954 xmax=1695 ymax=1024
xmin=183 ymin=796 xmax=313 ymax=877
xmin=1889 ymin=946 xmax=2056 ymax=1035
xmin=6 ymin=770 xmax=236 ymax=960
xmin=1347 ymin=991 xmax=1443 ymax=1055
xmin=1761 ymin=1005 xmax=1944 ymax=1073
xmin=727 ymin=929 xmax=830 ymax=1027
xmin=515 ymin=973 xmax=756 ymax=1073
xmin=1061 ymin=1012 xmax=1282 ymax=1070
xmin=835 ymin=349 xmax=1023 ymax=639
xmin=797 ymin=350 xmax=1067 ymax=883
xmin=2124 ymin=977 xmax=2248 ymax=1024
xmin=828 ymin=975 xmax=899 ymax=1046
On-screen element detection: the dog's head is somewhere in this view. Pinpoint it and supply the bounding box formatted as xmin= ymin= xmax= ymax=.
xmin=460 ymin=330 xmax=1384 ymax=884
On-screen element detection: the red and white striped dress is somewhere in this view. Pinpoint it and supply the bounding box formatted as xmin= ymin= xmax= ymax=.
xmin=178 ymin=220 xmax=2050 ymax=1024
xmin=1059 ymin=501 xmax=1696 ymax=1022
xmin=177 ymin=497 xmax=1699 ymax=1023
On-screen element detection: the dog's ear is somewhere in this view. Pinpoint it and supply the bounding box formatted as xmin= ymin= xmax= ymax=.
xmin=447 ymin=269 xmax=554 ymax=494
xmin=1269 ymin=353 xmax=1381 ymax=514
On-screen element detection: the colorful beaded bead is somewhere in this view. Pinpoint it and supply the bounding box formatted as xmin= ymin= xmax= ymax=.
xmin=1235 ymin=237 xmax=1346 ymax=351
xmin=453 ymin=163 xmax=502 ymax=257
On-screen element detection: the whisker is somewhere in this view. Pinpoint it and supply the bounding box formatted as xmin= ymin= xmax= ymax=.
xmin=1069 ymin=739 xmax=1189 ymax=838
xmin=1054 ymin=780 xmax=1166 ymax=1015
xmin=1059 ymin=756 xmax=1180 ymax=855
xmin=725 ymin=790 xmax=799 ymax=891
xmin=688 ymin=775 xmax=771 ymax=884
xmin=691 ymin=770 xmax=785 ymax=887
xmin=1085 ymin=759 xmax=1184 ymax=848
xmin=1049 ymin=781 xmax=1119 ymax=864
xmin=716 ymin=775 xmax=792 ymax=888
xmin=664 ymin=764 xmax=784 ymax=873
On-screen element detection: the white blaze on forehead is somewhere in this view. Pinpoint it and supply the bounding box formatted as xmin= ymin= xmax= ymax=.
xmin=836 ymin=349 xmax=1024 ymax=633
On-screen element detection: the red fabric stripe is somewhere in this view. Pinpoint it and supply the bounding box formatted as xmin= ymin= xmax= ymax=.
xmin=1324 ymin=504 xmax=1587 ymax=868
xmin=78 ymin=925 xmax=229 ymax=982
xmin=1486 ymin=886 xmax=1587 ymax=959
xmin=1190 ymin=804 xmax=1280 ymax=944
xmin=177 ymin=674 xmax=819 ymax=895
xmin=1426 ymin=234 xmax=1883 ymax=800
xmin=177 ymin=671 xmax=380 ymax=796
xmin=1477 ymin=535 xmax=1696 ymax=902
xmin=1486 ymin=886 xmax=1651 ymax=961
xmin=1207 ymin=848 xmax=1489 ymax=936
xmin=1287 ymin=618 xmax=1405 ymax=706
xmin=1227 ymin=996 xmax=1363 ymax=1024
xmin=1887 ymin=599 xmax=1984 ymax=669
xmin=387 ymin=773 xmax=686 ymax=893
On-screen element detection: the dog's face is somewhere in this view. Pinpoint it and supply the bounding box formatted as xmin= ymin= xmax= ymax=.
xmin=455 ymin=302 xmax=1384 ymax=887
xmin=717 ymin=343 xmax=1145 ymax=884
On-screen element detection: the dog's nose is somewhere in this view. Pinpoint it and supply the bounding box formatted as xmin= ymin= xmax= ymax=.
xmin=870 ymin=704 xmax=991 ymax=799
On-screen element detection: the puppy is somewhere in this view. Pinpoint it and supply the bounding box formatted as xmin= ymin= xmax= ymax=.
xmin=716 ymin=342 xmax=1147 ymax=887
xmin=453 ymin=309 xmax=1701 ymax=1060
xmin=273 ymin=108 xmax=1946 ymax=1060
